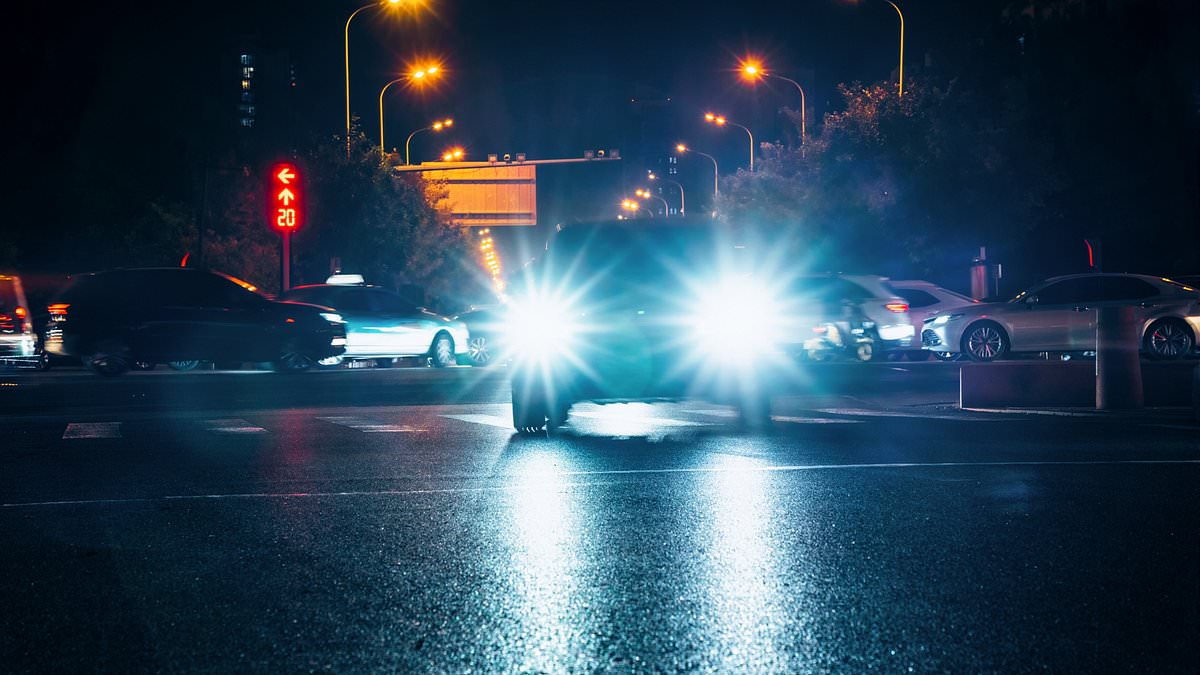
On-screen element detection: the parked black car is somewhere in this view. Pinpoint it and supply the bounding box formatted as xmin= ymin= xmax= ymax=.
xmin=44 ymin=268 xmax=346 ymax=376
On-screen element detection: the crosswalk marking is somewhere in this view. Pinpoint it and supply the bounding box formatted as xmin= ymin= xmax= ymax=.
xmin=203 ymin=419 xmax=267 ymax=434
xmin=316 ymin=416 xmax=423 ymax=433
xmin=62 ymin=422 xmax=122 ymax=439
xmin=440 ymin=414 xmax=513 ymax=429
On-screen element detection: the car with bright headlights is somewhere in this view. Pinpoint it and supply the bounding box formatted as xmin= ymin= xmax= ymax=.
xmin=921 ymin=273 xmax=1200 ymax=361
xmin=279 ymin=283 xmax=468 ymax=367
xmin=44 ymin=268 xmax=346 ymax=375
xmin=507 ymin=220 xmax=780 ymax=433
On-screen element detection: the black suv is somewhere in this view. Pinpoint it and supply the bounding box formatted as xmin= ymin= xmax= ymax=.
xmin=44 ymin=268 xmax=346 ymax=375
xmin=508 ymin=220 xmax=777 ymax=433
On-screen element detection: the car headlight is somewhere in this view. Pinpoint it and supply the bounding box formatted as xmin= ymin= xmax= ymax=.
xmin=505 ymin=295 xmax=579 ymax=356
xmin=929 ymin=313 xmax=963 ymax=326
xmin=690 ymin=275 xmax=781 ymax=358
xmin=319 ymin=312 xmax=345 ymax=324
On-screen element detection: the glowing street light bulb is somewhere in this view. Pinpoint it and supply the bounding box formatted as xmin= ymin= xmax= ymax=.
xmin=676 ymin=144 xmax=688 ymax=153
xmin=704 ymin=113 xmax=715 ymax=122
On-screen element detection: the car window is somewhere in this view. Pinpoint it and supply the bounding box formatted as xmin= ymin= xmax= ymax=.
xmin=894 ymin=288 xmax=939 ymax=308
xmin=281 ymin=287 xmax=332 ymax=306
xmin=370 ymin=289 xmax=417 ymax=314
xmin=335 ymin=288 xmax=374 ymax=313
xmin=1034 ymin=277 xmax=1098 ymax=305
xmin=832 ymin=279 xmax=873 ymax=301
xmin=1093 ymin=277 xmax=1158 ymax=301
xmin=0 ymin=280 xmax=16 ymax=311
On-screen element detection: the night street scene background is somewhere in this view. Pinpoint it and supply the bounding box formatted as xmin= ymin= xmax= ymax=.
xmin=1 ymin=0 xmax=1198 ymax=672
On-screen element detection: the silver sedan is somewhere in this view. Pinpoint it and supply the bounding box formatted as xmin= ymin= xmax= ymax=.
xmin=921 ymin=273 xmax=1199 ymax=361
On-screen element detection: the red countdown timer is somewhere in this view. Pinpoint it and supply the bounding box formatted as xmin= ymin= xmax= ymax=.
xmin=271 ymin=164 xmax=300 ymax=231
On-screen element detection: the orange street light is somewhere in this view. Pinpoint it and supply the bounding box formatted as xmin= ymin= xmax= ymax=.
xmin=635 ymin=188 xmax=670 ymax=217
xmin=441 ymin=147 xmax=465 ymax=161
xmin=410 ymin=64 xmax=442 ymax=81
xmin=647 ymin=169 xmax=685 ymax=216
xmin=704 ymin=113 xmax=755 ymax=171
xmin=738 ymin=58 xmax=807 ymax=146
xmin=404 ymin=117 xmax=454 ymax=165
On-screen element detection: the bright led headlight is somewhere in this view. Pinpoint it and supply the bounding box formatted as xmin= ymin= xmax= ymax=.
xmin=690 ymin=274 xmax=781 ymax=358
xmin=505 ymin=295 xmax=579 ymax=356
xmin=319 ymin=312 xmax=345 ymax=324
xmin=929 ymin=313 xmax=963 ymax=326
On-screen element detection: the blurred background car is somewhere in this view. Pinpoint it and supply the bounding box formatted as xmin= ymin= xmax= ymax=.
xmin=780 ymin=274 xmax=914 ymax=362
xmin=0 ymin=274 xmax=42 ymax=368
xmin=279 ymin=283 xmax=468 ymax=368
xmin=888 ymin=280 xmax=978 ymax=360
xmin=453 ymin=305 xmax=506 ymax=366
xmin=44 ymin=268 xmax=345 ymax=375
xmin=922 ymin=273 xmax=1200 ymax=362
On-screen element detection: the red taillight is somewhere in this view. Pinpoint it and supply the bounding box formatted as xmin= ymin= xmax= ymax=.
xmin=48 ymin=303 xmax=70 ymax=318
xmin=885 ymin=302 xmax=909 ymax=313
xmin=14 ymin=306 xmax=26 ymax=319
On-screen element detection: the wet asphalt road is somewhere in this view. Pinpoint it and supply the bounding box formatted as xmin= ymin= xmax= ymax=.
xmin=0 ymin=364 xmax=1197 ymax=673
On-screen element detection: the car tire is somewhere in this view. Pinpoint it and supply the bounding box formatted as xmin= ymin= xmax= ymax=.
xmin=466 ymin=334 xmax=492 ymax=366
xmin=1143 ymin=318 xmax=1194 ymax=360
xmin=167 ymin=360 xmax=201 ymax=372
xmin=85 ymin=339 xmax=131 ymax=377
xmin=429 ymin=332 xmax=455 ymax=368
xmin=512 ymin=371 xmax=549 ymax=434
xmin=272 ymin=342 xmax=315 ymax=373
xmin=316 ymin=356 xmax=345 ymax=370
xmin=962 ymin=321 xmax=1009 ymax=362
xmin=931 ymin=351 xmax=961 ymax=362
xmin=131 ymin=361 xmax=156 ymax=371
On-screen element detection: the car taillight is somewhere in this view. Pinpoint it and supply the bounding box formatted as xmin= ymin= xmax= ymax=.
xmin=14 ymin=306 xmax=26 ymax=319
xmin=885 ymin=302 xmax=909 ymax=313
xmin=48 ymin=303 xmax=70 ymax=321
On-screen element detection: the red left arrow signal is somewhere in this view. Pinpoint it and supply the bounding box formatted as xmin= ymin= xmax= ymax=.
xmin=276 ymin=167 xmax=296 ymax=184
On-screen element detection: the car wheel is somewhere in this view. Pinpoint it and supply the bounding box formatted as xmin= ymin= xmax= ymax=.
xmin=85 ymin=340 xmax=131 ymax=377
xmin=272 ymin=342 xmax=315 ymax=373
xmin=131 ymin=361 xmax=156 ymax=371
xmin=167 ymin=360 xmax=200 ymax=372
xmin=931 ymin=351 xmax=961 ymax=362
xmin=962 ymin=321 xmax=1009 ymax=362
xmin=512 ymin=377 xmax=548 ymax=434
xmin=429 ymin=332 xmax=455 ymax=368
xmin=467 ymin=335 xmax=492 ymax=366
xmin=1144 ymin=318 xmax=1194 ymax=360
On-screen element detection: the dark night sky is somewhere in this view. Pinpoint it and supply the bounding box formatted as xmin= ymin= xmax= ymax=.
xmin=4 ymin=1 xmax=1199 ymax=285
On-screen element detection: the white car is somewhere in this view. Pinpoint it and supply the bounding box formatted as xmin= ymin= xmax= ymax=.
xmin=921 ymin=273 xmax=1200 ymax=361
xmin=782 ymin=274 xmax=916 ymax=360
xmin=279 ymin=284 xmax=469 ymax=367
xmin=889 ymin=280 xmax=979 ymax=360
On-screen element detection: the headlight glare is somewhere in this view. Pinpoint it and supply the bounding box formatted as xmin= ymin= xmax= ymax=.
xmin=319 ymin=312 xmax=345 ymax=324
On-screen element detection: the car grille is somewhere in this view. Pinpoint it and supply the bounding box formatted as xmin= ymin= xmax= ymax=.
xmin=922 ymin=329 xmax=942 ymax=347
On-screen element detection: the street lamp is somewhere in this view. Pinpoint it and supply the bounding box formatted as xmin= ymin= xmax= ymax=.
xmin=676 ymin=143 xmax=719 ymax=199
xmin=739 ymin=59 xmax=807 ymax=147
xmin=621 ymin=199 xmax=652 ymax=218
xmin=635 ymin=188 xmax=670 ymax=218
xmin=441 ymin=147 xmax=465 ymax=161
xmin=345 ymin=0 xmax=410 ymax=156
xmin=648 ymin=170 xmax=684 ymax=216
xmin=848 ymin=0 xmax=905 ymax=97
xmin=403 ymin=118 xmax=453 ymax=165
xmin=704 ymin=112 xmax=755 ymax=171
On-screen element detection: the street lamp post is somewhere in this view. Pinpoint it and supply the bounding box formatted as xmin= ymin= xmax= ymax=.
xmin=346 ymin=1 xmax=405 ymax=156
xmin=635 ymin=188 xmax=670 ymax=218
xmin=648 ymin=171 xmax=684 ymax=216
xmin=704 ymin=113 xmax=755 ymax=172
xmin=884 ymin=0 xmax=905 ymax=98
xmin=404 ymin=118 xmax=453 ymax=165
xmin=377 ymin=78 xmax=404 ymax=158
xmin=740 ymin=62 xmax=807 ymax=147
xmin=675 ymin=144 xmax=718 ymax=199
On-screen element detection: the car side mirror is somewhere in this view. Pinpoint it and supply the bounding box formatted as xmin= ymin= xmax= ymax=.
xmin=1024 ymin=295 xmax=1039 ymax=307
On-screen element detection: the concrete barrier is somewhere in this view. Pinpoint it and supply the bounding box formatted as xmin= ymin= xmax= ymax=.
xmin=961 ymin=361 xmax=1194 ymax=409
xmin=1192 ymin=364 xmax=1199 ymax=420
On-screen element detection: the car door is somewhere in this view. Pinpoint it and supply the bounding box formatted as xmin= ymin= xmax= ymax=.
xmin=369 ymin=289 xmax=430 ymax=355
xmin=333 ymin=287 xmax=386 ymax=356
xmin=1081 ymin=277 xmax=1162 ymax=347
xmin=1007 ymin=278 xmax=1097 ymax=351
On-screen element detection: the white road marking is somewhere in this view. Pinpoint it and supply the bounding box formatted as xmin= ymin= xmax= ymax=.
xmin=568 ymin=410 xmax=705 ymax=426
xmin=316 ymin=416 xmax=423 ymax=433
xmin=771 ymin=416 xmax=863 ymax=424
xmin=61 ymin=423 xmax=121 ymax=439
xmin=440 ymin=413 xmax=513 ymax=429
xmin=813 ymin=407 xmax=1001 ymax=421
xmin=203 ymin=419 xmax=267 ymax=434
xmin=685 ymin=408 xmax=739 ymax=418
xmin=5 ymin=459 xmax=1197 ymax=509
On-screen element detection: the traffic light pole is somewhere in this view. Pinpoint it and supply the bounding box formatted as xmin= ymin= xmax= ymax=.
xmin=281 ymin=231 xmax=291 ymax=292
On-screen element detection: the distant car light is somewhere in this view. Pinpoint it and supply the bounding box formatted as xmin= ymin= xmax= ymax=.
xmin=319 ymin=312 xmax=345 ymax=324
xmin=929 ymin=313 xmax=964 ymax=326
xmin=506 ymin=295 xmax=578 ymax=356
xmin=885 ymin=302 xmax=909 ymax=313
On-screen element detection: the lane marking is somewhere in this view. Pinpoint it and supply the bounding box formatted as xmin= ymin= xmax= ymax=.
xmin=813 ymin=407 xmax=1001 ymax=421
xmin=440 ymin=413 xmax=513 ymax=429
xmin=771 ymin=416 xmax=863 ymax=425
xmin=203 ymin=419 xmax=267 ymax=434
xmin=61 ymin=423 xmax=121 ymax=439
xmin=5 ymin=459 xmax=1197 ymax=509
xmin=316 ymin=416 xmax=423 ymax=433
xmin=1142 ymin=424 xmax=1198 ymax=431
